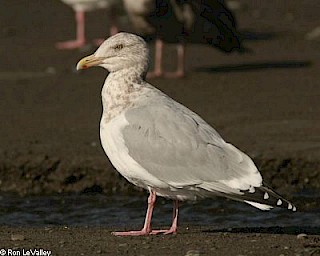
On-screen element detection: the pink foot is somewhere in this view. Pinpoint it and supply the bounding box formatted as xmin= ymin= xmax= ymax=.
xmin=112 ymin=229 xmax=151 ymax=236
xmin=112 ymin=228 xmax=176 ymax=236
xmin=163 ymin=71 xmax=185 ymax=79
xmin=150 ymin=227 xmax=177 ymax=235
xmin=110 ymin=25 xmax=118 ymax=36
xmin=55 ymin=40 xmax=86 ymax=49
xmin=112 ymin=192 xmax=179 ymax=237
xmin=93 ymin=38 xmax=105 ymax=46
xmin=93 ymin=24 xmax=118 ymax=46
xmin=147 ymin=70 xmax=163 ymax=78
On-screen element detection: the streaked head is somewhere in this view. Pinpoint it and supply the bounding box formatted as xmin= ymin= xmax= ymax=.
xmin=76 ymin=32 xmax=149 ymax=73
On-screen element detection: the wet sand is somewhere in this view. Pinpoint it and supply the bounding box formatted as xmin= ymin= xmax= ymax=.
xmin=0 ymin=0 xmax=320 ymax=255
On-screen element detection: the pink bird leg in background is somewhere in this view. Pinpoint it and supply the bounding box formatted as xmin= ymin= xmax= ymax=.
xmin=56 ymin=3 xmax=118 ymax=50
xmin=147 ymin=39 xmax=185 ymax=78
xmin=56 ymin=10 xmax=86 ymax=49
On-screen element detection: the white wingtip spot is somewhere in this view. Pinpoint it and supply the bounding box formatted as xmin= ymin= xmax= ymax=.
xmin=288 ymin=203 xmax=293 ymax=210
xmin=249 ymin=186 xmax=255 ymax=193
xmin=277 ymin=199 xmax=282 ymax=206
xmin=264 ymin=192 xmax=269 ymax=200
xmin=244 ymin=200 xmax=273 ymax=211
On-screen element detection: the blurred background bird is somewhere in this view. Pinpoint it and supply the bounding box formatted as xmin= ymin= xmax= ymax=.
xmin=123 ymin=0 xmax=245 ymax=78
xmin=56 ymin=0 xmax=120 ymax=49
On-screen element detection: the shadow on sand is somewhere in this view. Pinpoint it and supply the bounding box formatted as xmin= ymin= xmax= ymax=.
xmin=195 ymin=61 xmax=312 ymax=73
xmin=203 ymin=226 xmax=320 ymax=235
xmin=240 ymin=30 xmax=278 ymax=41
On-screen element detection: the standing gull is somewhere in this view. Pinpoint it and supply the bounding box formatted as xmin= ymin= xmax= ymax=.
xmin=56 ymin=0 xmax=119 ymax=49
xmin=123 ymin=0 xmax=244 ymax=77
xmin=76 ymin=33 xmax=296 ymax=236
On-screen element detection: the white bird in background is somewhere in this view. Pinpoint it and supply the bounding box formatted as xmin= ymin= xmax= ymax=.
xmin=123 ymin=0 xmax=245 ymax=78
xmin=76 ymin=33 xmax=296 ymax=236
xmin=56 ymin=0 xmax=120 ymax=49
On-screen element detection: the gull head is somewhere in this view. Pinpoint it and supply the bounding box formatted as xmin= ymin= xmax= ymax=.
xmin=76 ymin=32 xmax=149 ymax=73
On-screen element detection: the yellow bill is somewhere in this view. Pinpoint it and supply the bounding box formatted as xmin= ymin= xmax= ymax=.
xmin=76 ymin=55 xmax=104 ymax=70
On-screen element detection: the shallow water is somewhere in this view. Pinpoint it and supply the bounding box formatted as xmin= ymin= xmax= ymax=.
xmin=0 ymin=191 xmax=319 ymax=230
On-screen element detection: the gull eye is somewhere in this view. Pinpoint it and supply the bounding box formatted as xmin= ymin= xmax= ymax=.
xmin=114 ymin=44 xmax=124 ymax=50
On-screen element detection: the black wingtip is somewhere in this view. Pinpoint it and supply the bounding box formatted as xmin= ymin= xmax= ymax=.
xmin=237 ymin=184 xmax=297 ymax=212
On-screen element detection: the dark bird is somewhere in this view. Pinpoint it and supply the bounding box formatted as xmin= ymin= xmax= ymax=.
xmin=123 ymin=0 xmax=245 ymax=77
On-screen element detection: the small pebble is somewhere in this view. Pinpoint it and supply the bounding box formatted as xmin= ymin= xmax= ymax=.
xmin=11 ymin=234 xmax=25 ymax=241
xmin=297 ymin=233 xmax=308 ymax=239
xmin=185 ymin=250 xmax=200 ymax=256
xmin=226 ymin=1 xmax=242 ymax=11
xmin=59 ymin=240 xmax=66 ymax=245
xmin=45 ymin=66 xmax=56 ymax=75
xmin=305 ymin=27 xmax=320 ymax=40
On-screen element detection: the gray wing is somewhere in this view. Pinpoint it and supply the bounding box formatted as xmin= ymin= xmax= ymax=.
xmin=123 ymin=98 xmax=262 ymax=194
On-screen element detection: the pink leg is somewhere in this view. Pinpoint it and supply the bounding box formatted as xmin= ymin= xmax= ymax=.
xmin=112 ymin=191 xmax=156 ymax=236
xmin=93 ymin=25 xmax=119 ymax=46
xmin=93 ymin=10 xmax=118 ymax=46
xmin=147 ymin=39 xmax=164 ymax=78
xmin=109 ymin=24 xmax=118 ymax=36
xmin=108 ymin=7 xmax=119 ymax=36
xmin=164 ymin=43 xmax=185 ymax=78
xmin=56 ymin=10 xmax=86 ymax=49
xmin=93 ymin=24 xmax=118 ymax=46
xmin=150 ymin=200 xmax=179 ymax=235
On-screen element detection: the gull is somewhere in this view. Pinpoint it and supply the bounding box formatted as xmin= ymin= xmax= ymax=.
xmin=123 ymin=0 xmax=245 ymax=78
xmin=56 ymin=0 xmax=119 ymax=49
xmin=76 ymin=32 xmax=296 ymax=236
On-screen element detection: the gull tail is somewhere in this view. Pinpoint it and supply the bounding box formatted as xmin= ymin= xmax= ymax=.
xmin=226 ymin=182 xmax=297 ymax=212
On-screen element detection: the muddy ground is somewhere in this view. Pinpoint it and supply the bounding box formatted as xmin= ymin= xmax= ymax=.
xmin=0 ymin=0 xmax=320 ymax=255
xmin=1 ymin=226 xmax=320 ymax=256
